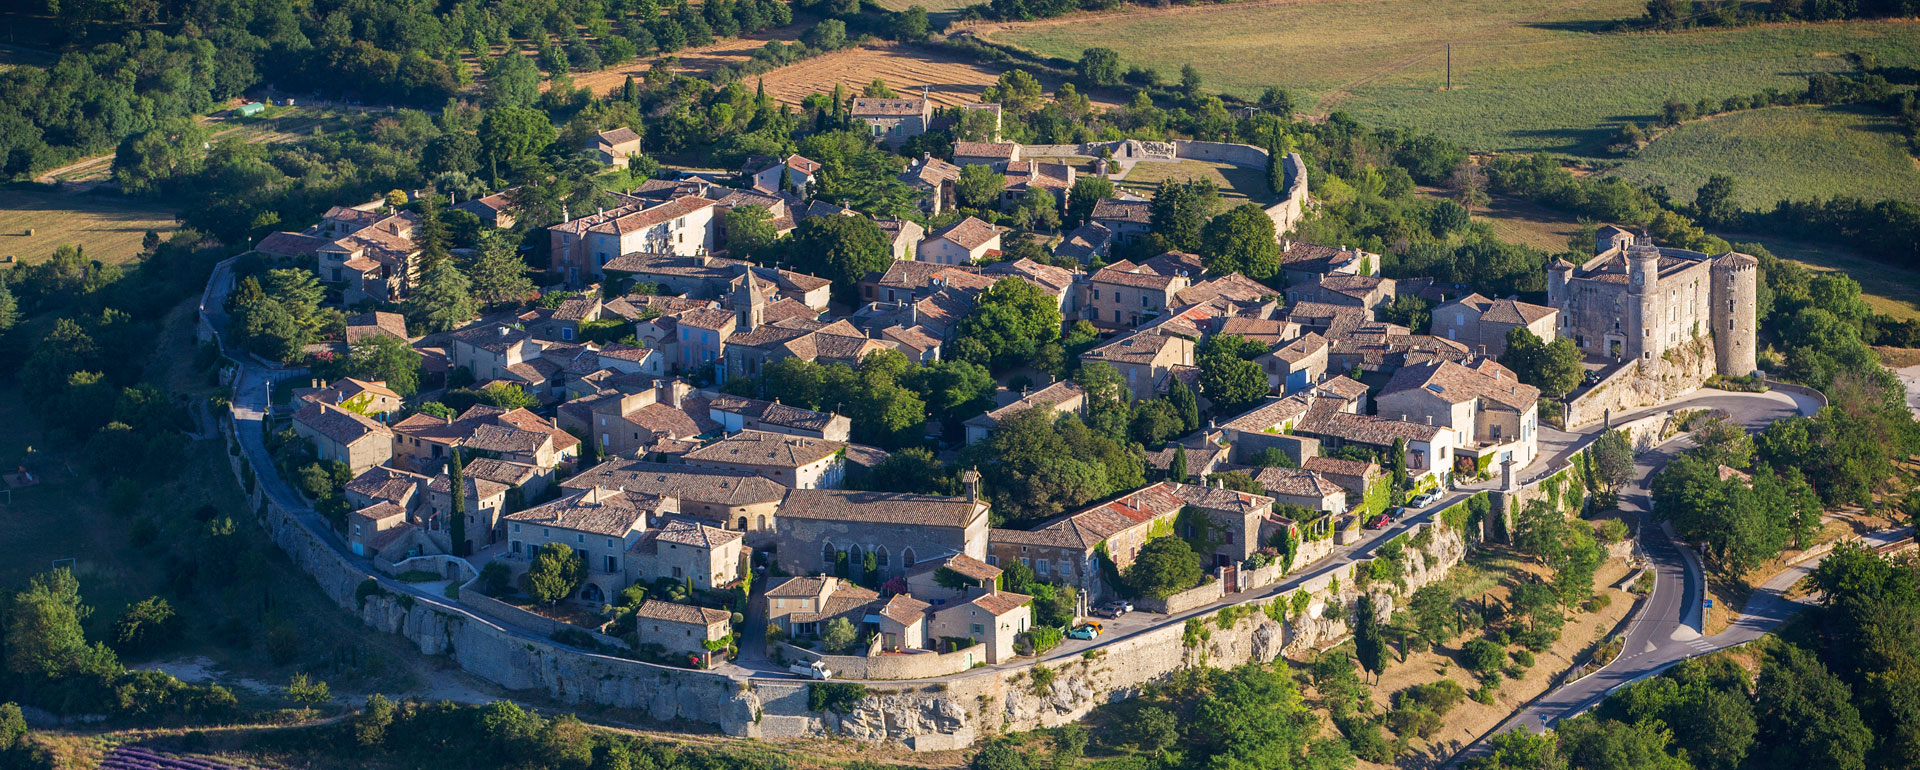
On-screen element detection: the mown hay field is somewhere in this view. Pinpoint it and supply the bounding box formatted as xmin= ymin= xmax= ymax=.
xmin=1116 ymin=159 xmax=1279 ymax=204
xmin=0 ymin=187 xmax=177 ymax=266
xmin=1607 ymin=105 xmax=1920 ymax=208
xmin=985 ymin=0 xmax=1920 ymax=158
xmin=753 ymin=43 xmax=1118 ymax=109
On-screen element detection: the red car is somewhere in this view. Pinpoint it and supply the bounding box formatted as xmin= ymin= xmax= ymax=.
xmin=1365 ymin=514 xmax=1390 ymax=530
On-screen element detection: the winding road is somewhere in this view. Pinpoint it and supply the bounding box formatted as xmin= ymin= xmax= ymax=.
xmin=1442 ymin=386 xmax=1915 ymax=767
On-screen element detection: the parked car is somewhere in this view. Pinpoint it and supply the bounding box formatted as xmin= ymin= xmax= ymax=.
xmin=789 ymin=661 xmax=833 ymax=680
xmin=1067 ymin=624 xmax=1101 ymax=641
xmin=1365 ymin=514 xmax=1390 ymax=530
xmin=1094 ymin=601 xmax=1134 ymax=618
xmin=1411 ymin=490 xmax=1442 ymax=508
xmin=1584 ymin=369 xmax=1603 ymax=385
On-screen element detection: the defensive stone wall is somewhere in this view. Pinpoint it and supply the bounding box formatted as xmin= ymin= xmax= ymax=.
xmin=1138 ymin=577 xmax=1226 ymax=615
xmin=1564 ymin=336 xmax=1716 ymax=428
xmin=778 ymin=641 xmax=979 ymax=680
xmin=1173 ymin=139 xmax=1269 ymax=168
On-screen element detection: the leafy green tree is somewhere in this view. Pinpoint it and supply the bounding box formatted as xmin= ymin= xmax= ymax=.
xmin=1126 ymin=536 xmax=1202 ymax=600
xmin=1198 ymin=333 xmax=1269 ymax=415
xmin=113 ymin=117 xmax=210 ymax=196
xmin=109 ymin=597 xmax=177 ymax=657
xmin=1077 ymin=47 xmax=1122 ymax=87
xmin=1066 ymin=176 xmax=1114 ymax=227
xmin=1467 ymin=729 xmax=1564 ymax=770
xmin=449 ymin=450 xmax=468 ymax=556
xmin=0 ymin=277 xmax=17 ymax=333
xmin=954 ymin=277 xmax=1063 ymax=371
xmin=1461 ymin=638 xmax=1506 ymax=676
xmin=1692 ymin=174 xmax=1739 ymax=227
xmin=345 ymin=334 xmax=422 ymax=398
xmin=527 ymin=543 xmax=583 ymax=604
xmin=1149 ymin=178 xmax=1220 ymax=252
xmin=1353 ymin=596 xmax=1387 ymax=682
xmin=406 ymin=259 xmax=477 ymax=333
xmin=479 ymin=106 xmax=557 ymax=168
xmin=1752 ymin=644 xmax=1873 ymax=770
xmin=891 ymin=6 xmax=931 ymax=40
xmin=475 ymin=382 xmax=538 ymax=411
xmin=1589 ymin=430 xmax=1635 ymax=492
xmin=956 ymin=164 xmax=1007 ymax=210
xmin=468 ymin=230 xmax=535 ymax=308
xmin=1166 ymin=378 xmax=1201 ymax=434
xmin=1200 ymin=203 xmax=1281 ymax=280
xmin=286 ymin=673 xmax=331 ymax=716
xmin=485 ymin=53 xmax=542 ymax=108
xmin=821 ymin=617 xmax=858 ymax=652
xmin=789 ymin=214 xmax=890 ymax=304
xmin=723 ymin=204 xmax=779 ymax=257
xmin=5 ymin=569 xmax=94 ymax=678
xmin=1501 ymin=328 xmax=1582 ymax=399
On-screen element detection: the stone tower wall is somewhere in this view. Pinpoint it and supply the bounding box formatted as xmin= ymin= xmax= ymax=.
xmin=1710 ymin=256 xmax=1759 ymax=376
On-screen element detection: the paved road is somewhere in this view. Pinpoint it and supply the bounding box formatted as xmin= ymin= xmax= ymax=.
xmin=1445 ymin=387 xmax=1834 ymax=766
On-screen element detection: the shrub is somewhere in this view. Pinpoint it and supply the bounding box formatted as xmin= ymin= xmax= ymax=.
xmin=808 ymin=682 xmax=868 ymax=713
xmin=1461 ymin=639 xmax=1506 ymax=675
xmin=1029 ymin=664 xmax=1056 ymax=695
xmin=1024 ymin=626 xmax=1062 ymax=656
xmin=1511 ymin=649 xmax=1536 ymax=669
xmin=111 ymin=597 xmax=178 ymax=657
xmin=479 ymin=562 xmax=512 ymax=596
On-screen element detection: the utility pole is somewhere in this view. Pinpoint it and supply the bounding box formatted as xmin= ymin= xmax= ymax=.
xmin=1447 ymin=44 xmax=1452 ymax=91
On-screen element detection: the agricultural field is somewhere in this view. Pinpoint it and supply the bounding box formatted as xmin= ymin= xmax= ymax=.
xmin=753 ymin=42 xmax=1113 ymax=108
xmin=1606 ymin=105 xmax=1920 ymax=208
xmin=983 ymin=0 xmax=1920 ymax=159
xmin=0 ymin=186 xmax=177 ymax=266
xmin=1116 ymin=159 xmax=1278 ymax=204
xmin=558 ymin=26 xmax=807 ymax=95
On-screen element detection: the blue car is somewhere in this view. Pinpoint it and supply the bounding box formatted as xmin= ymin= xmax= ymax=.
xmin=1066 ymin=624 xmax=1101 ymax=641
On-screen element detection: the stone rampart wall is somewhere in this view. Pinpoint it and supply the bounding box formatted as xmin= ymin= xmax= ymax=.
xmin=778 ymin=641 xmax=980 ymax=680
xmin=1565 ymin=336 xmax=1716 ymax=428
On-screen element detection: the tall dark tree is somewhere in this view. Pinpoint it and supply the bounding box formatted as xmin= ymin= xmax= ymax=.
xmin=449 ymin=450 xmax=468 ymax=556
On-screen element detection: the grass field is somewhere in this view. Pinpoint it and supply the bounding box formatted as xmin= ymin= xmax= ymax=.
xmin=753 ymin=42 xmax=1119 ymax=109
xmin=0 ymin=186 xmax=177 ymax=266
xmin=1116 ymin=159 xmax=1278 ymax=204
xmin=1607 ymin=105 xmax=1920 ymax=207
xmin=985 ymin=0 xmax=1920 ymax=158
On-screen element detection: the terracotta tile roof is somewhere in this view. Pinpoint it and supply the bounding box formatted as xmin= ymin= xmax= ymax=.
xmin=646 ymin=518 xmax=743 ymax=549
xmin=705 ymin=395 xmax=839 ymax=434
xmin=953 ymin=141 xmax=1017 ymax=159
xmin=851 ymin=97 xmax=929 ymax=116
xmin=984 ymin=258 xmax=1076 ymax=296
xmin=675 ymin=307 xmax=737 ymax=331
xmin=460 ymin=458 xmax=539 ymax=488
xmin=633 ymin=599 xmax=730 ymax=627
xmin=778 ymin=490 xmax=984 ymax=527
xmin=1382 ymin=359 xmax=1539 ymax=412
xmin=1220 ymin=394 xmax=1315 ymax=433
xmin=901 ymin=156 xmax=961 ymax=187
xmin=1081 ymin=328 xmax=1190 ymax=366
xmin=966 ymin=591 xmax=1032 ymax=617
xmin=932 ymin=217 xmax=999 ymax=251
xmin=564 ymin=459 xmax=786 ymax=505
xmin=1297 ymin=410 xmax=1442 ymax=445
xmin=345 ymin=311 xmax=409 ymax=343
xmin=1479 ymin=298 xmax=1556 ymax=325
xmin=593 ymin=127 xmax=641 ymax=147
xmin=1092 ymin=261 xmax=1182 ymax=290
xmin=1280 ymin=241 xmax=1373 ymax=274
xmin=1146 ymin=443 xmax=1225 ymax=477
xmin=351 ymin=500 xmax=408 ymax=522
xmin=934 ymin=553 xmax=1002 ymax=582
xmin=504 ymin=487 xmax=656 ymax=537
xmin=257 ymin=231 xmax=329 ymax=258
xmin=1055 ymin=223 xmax=1112 ymax=262
xmin=1313 ymin=375 xmax=1369 ymax=401
xmin=964 ymin=380 xmax=1085 ymax=429
xmin=877 ymin=594 xmax=931 ymax=625
xmin=294 ymin=403 xmax=391 ymax=446
xmin=344 ymin=465 xmax=426 ymax=503
xmin=1270 ymin=332 xmax=1328 ymax=364
xmin=1090 ymin=198 xmax=1150 ymax=224
xmin=880 ymin=324 xmax=942 ymax=354
xmin=1177 ymin=273 xmax=1272 ymax=308
xmin=1302 ymin=456 xmax=1381 ymax=481
xmin=765 ymin=576 xmax=834 ymax=598
xmin=1252 ymin=467 xmax=1343 ymax=499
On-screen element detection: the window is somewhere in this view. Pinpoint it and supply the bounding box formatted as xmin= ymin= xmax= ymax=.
xmin=672 ymin=566 xmax=683 ymax=578
xmin=512 ymin=524 xmax=521 ymax=533
xmin=822 ymin=541 xmax=836 ymax=564
xmin=902 ymin=548 xmax=916 ymax=567
xmin=1036 ymin=560 xmax=1049 ymax=575
xmin=876 ymin=547 xmax=889 ymax=567
xmin=606 ymin=555 xmax=618 ymax=572
xmin=971 ymin=624 xmax=985 ymax=635
xmin=1141 ymin=295 xmax=1149 ymax=308
xmin=511 ymin=541 xmax=521 ymax=553
xmin=1092 ymin=288 xmax=1100 ymax=300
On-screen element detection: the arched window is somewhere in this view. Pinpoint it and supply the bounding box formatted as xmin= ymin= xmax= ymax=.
xmin=876 ymin=547 xmax=889 ymax=567
xmin=849 ymin=544 xmax=865 ymax=568
xmin=822 ymin=540 xmax=836 ymax=566
xmin=902 ymin=548 xmax=917 ymax=569
xmin=757 ymin=515 xmax=768 ymax=530
xmin=737 ymin=516 xmax=748 ymax=530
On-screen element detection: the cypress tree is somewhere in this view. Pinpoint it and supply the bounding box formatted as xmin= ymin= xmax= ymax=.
xmin=449 ymin=449 xmax=467 ymax=556
xmin=1170 ymin=445 xmax=1190 ymax=484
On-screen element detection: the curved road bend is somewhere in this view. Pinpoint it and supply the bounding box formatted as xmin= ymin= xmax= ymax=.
xmin=1447 ymin=388 xmax=1837 ymax=767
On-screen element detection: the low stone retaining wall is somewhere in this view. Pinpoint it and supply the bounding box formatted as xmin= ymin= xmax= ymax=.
xmin=458 ymin=586 xmax=631 ymax=650
xmin=1565 ymin=337 xmax=1716 ymax=429
xmin=1139 ymin=578 xmax=1224 ymax=615
xmin=778 ymin=642 xmax=979 ymax=680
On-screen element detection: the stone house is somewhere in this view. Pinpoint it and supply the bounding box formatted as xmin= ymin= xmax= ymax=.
xmin=743 ymin=155 xmax=821 ymax=195
xmin=1087 ymin=255 xmax=1199 ymax=330
xmin=455 ymin=190 xmax=517 ymax=229
xmin=345 ymin=311 xmax=410 ymax=345
xmin=722 ymin=318 xmax=897 ymax=382
xmin=503 ymin=487 xmax=665 ymax=604
xmin=875 ymin=594 xmax=932 ymax=652
xmin=292 ymin=403 xmax=394 ymax=475
xmin=1089 ymin=199 xmax=1151 ymax=246
xmin=1249 ymin=467 xmax=1347 ymax=515
xmin=1257 ymin=332 xmax=1328 ymax=395
xmin=1430 ymin=293 xmax=1559 ymax=357
xmin=547 ymin=194 xmax=717 ymax=286
xmin=952 ymin=141 xmax=1019 ymax=168
xmin=989 ymin=482 xmax=1271 ymax=601
xmin=1301 ymin=456 xmax=1384 ymax=504
xmin=851 ymin=97 xmax=932 ymax=146
xmin=588 ymin=127 xmax=643 ymax=168
xmin=633 ymin=600 xmax=733 ymax=667
xmin=1055 ymin=223 xmax=1113 ymax=265
xmin=1284 ymin=275 xmax=1397 ymax=316
xmin=461 ymin=456 xmax=550 ymax=507
xmin=1375 ymin=358 xmax=1541 ymax=473
xmin=926 ymin=590 xmax=1031 ymax=664
xmin=603 ymin=255 xmax=830 ymax=310
xmin=626 ymin=519 xmax=747 ymax=590
xmin=389 ymin=404 xmax=579 ymax=472
xmin=347 ymin=501 xmax=412 ymax=558
xmin=904 ymin=553 xmax=1002 ymax=608
xmin=343 ymin=465 xmax=428 ymax=515
xmin=704 ymin=394 xmax=851 ymax=442
xmin=684 ymin=430 xmax=848 ymax=489
xmin=875 ymin=217 xmax=926 ymax=261
xmin=1078 ymin=325 xmax=1199 ymax=401
xmin=1295 ymin=408 xmax=1458 ymax=490
xmin=565 ymin=459 xmax=786 ymax=542
xmin=1218 ymin=394 xmax=1318 ymax=466
xmin=670 ymin=306 xmax=736 ymax=374
xmin=773 ymin=483 xmax=991 ymax=580
xmin=920 ymin=217 xmax=1001 ymax=265
xmin=999 ymin=161 xmax=1074 ymax=209
xmin=900 ymin=155 xmax=961 ymax=216
xmin=962 ymin=380 xmax=1087 ymax=446
xmin=763 ymin=576 xmax=880 ymax=638
xmin=312 ymin=208 xmax=423 ymax=305
xmin=421 ymin=472 xmax=509 ymax=554
xmin=295 ymin=377 xmax=403 ymax=418
xmin=1278 ymin=241 xmax=1372 ymax=289
xmin=1146 ymin=440 xmax=1227 ymax=482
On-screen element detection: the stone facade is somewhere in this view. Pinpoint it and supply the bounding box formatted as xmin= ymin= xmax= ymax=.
xmin=1547 ymin=230 xmax=1757 ymax=377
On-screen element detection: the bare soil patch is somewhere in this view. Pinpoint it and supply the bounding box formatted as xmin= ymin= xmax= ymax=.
xmin=753 ymin=43 xmax=1119 ymax=109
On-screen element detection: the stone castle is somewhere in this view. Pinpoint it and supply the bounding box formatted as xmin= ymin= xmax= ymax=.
xmin=1547 ymin=227 xmax=1758 ymax=377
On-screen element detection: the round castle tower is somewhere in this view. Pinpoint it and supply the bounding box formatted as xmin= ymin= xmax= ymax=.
xmin=1710 ymin=252 xmax=1760 ymax=376
xmin=1626 ymin=244 xmax=1661 ymax=361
